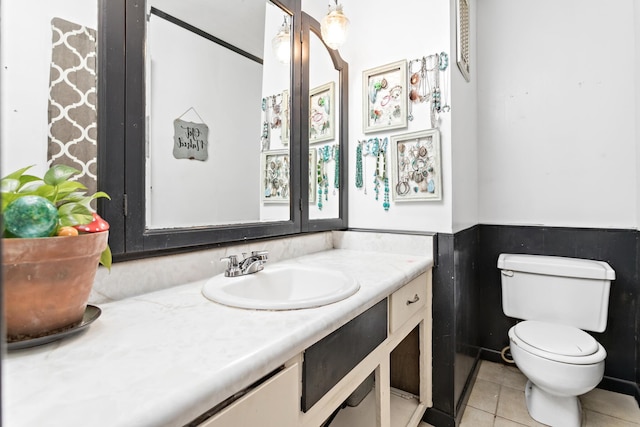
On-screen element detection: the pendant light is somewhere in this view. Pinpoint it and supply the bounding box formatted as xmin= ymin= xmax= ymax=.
xmin=272 ymin=16 xmax=291 ymax=64
xmin=321 ymin=1 xmax=350 ymax=50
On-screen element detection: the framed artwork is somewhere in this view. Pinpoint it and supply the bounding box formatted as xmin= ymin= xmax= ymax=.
xmin=362 ymin=60 xmax=407 ymax=133
xmin=281 ymin=89 xmax=290 ymax=144
xmin=390 ymin=129 xmax=442 ymax=201
xmin=456 ymin=0 xmax=470 ymax=82
xmin=309 ymin=82 xmax=335 ymax=144
xmin=260 ymin=150 xmax=317 ymax=203
xmin=261 ymin=150 xmax=290 ymax=203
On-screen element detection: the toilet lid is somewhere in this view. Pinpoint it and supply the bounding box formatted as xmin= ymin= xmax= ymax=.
xmin=513 ymin=321 xmax=599 ymax=357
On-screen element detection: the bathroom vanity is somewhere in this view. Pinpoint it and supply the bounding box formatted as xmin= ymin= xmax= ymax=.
xmin=199 ymin=271 xmax=432 ymax=427
xmin=5 ymin=233 xmax=433 ymax=427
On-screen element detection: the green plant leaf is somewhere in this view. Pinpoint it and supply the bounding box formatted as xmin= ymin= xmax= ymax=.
xmin=89 ymin=191 xmax=111 ymax=201
xmin=100 ymin=245 xmax=112 ymax=271
xmin=1 ymin=165 xmax=34 ymax=181
xmin=43 ymin=164 xmax=80 ymax=186
xmin=57 ymin=203 xmax=93 ymax=227
xmin=1 ymin=178 xmax=21 ymax=193
xmin=17 ymin=180 xmax=45 ymax=194
xmin=54 ymin=181 xmax=88 ymax=202
xmin=31 ymin=183 xmax=57 ymax=200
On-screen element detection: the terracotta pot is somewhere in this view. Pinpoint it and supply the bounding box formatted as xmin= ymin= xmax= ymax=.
xmin=2 ymin=231 xmax=108 ymax=341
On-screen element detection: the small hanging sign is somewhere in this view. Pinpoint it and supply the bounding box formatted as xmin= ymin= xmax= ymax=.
xmin=173 ymin=116 xmax=209 ymax=161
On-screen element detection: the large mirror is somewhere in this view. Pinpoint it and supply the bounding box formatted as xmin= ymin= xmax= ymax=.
xmin=145 ymin=0 xmax=291 ymax=228
xmin=99 ymin=0 xmax=347 ymax=257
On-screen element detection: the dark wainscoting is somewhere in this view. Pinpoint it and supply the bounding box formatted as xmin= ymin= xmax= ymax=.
xmin=425 ymin=224 xmax=639 ymax=427
xmin=425 ymin=226 xmax=482 ymax=427
xmin=479 ymin=225 xmax=639 ymax=398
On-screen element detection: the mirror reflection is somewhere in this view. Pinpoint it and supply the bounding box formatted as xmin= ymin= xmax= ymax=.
xmin=145 ymin=0 xmax=291 ymax=229
xmin=308 ymin=29 xmax=340 ymax=220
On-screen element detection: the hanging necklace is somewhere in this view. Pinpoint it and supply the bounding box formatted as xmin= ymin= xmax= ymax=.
xmin=439 ymin=52 xmax=451 ymax=112
xmin=373 ymin=138 xmax=390 ymax=211
xmin=317 ymin=152 xmax=325 ymax=210
xmin=356 ymin=142 xmax=364 ymax=189
xmin=408 ymin=59 xmax=421 ymax=121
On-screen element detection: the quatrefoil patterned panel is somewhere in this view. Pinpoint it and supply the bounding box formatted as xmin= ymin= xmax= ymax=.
xmin=47 ymin=17 xmax=97 ymax=195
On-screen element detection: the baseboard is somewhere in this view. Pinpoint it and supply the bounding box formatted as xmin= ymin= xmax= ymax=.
xmin=480 ymin=347 xmax=513 ymax=365
xmin=423 ymin=407 xmax=455 ymax=427
xmin=599 ymin=376 xmax=640 ymax=406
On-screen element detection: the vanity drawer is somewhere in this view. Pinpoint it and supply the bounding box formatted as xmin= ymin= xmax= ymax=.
xmin=389 ymin=273 xmax=428 ymax=333
xmin=198 ymin=363 xmax=299 ymax=427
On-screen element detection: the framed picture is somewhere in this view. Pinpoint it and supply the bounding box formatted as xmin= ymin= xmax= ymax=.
xmin=260 ymin=150 xmax=317 ymax=204
xmin=456 ymin=0 xmax=470 ymax=82
xmin=362 ymin=60 xmax=407 ymax=133
xmin=309 ymin=82 xmax=335 ymax=144
xmin=390 ymin=129 xmax=442 ymax=201
xmin=261 ymin=150 xmax=290 ymax=203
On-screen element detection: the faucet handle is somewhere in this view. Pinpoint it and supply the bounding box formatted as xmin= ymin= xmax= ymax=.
xmin=251 ymin=250 xmax=268 ymax=261
xmin=220 ymin=255 xmax=241 ymax=276
xmin=220 ymin=254 xmax=239 ymax=266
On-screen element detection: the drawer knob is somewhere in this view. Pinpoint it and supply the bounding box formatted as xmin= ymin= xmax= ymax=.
xmin=406 ymin=294 xmax=420 ymax=305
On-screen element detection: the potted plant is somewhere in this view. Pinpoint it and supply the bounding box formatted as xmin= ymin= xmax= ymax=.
xmin=1 ymin=164 xmax=111 ymax=343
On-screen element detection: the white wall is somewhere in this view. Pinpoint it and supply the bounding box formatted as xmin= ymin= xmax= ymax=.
xmin=1 ymin=0 xmax=97 ymax=177
xmin=477 ymin=0 xmax=637 ymax=229
xmin=304 ymin=0 xmax=455 ymax=233
xmin=450 ymin=0 xmax=478 ymax=233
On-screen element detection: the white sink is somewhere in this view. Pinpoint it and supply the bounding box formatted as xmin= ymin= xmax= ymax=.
xmin=202 ymin=263 xmax=360 ymax=310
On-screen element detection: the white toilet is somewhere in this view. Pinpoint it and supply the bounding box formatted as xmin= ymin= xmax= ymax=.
xmin=497 ymin=253 xmax=615 ymax=427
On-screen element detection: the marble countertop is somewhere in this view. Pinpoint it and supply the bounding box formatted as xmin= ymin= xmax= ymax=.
xmin=4 ymin=249 xmax=432 ymax=427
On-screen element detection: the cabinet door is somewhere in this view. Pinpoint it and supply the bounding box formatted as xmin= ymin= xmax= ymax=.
xmin=199 ymin=364 xmax=299 ymax=427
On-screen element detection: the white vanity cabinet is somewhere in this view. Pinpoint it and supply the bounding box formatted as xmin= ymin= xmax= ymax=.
xmin=196 ymin=270 xmax=432 ymax=427
xmin=197 ymin=363 xmax=300 ymax=427
xmin=325 ymin=270 xmax=433 ymax=427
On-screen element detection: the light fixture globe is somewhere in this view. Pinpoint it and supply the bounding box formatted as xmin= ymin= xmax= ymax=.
xmin=272 ymin=18 xmax=291 ymax=64
xmin=321 ymin=3 xmax=350 ymax=50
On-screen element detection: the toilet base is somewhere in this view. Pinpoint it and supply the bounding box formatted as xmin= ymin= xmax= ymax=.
xmin=525 ymin=380 xmax=582 ymax=427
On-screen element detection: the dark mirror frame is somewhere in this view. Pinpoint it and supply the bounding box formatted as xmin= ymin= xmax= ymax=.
xmin=302 ymin=12 xmax=349 ymax=233
xmin=98 ymin=0 xmax=347 ymax=260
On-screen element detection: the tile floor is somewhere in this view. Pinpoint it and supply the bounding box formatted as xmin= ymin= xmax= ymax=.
xmin=444 ymin=360 xmax=640 ymax=427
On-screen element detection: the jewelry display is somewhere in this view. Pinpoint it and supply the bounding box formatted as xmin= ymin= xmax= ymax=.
xmin=356 ymin=137 xmax=390 ymax=211
xmin=261 ymin=151 xmax=290 ymax=202
xmin=310 ymin=82 xmax=335 ymax=144
xmin=316 ymin=145 xmax=338 ymax=210
xmin=439 ymin=52 xmax=451 ymax=112
xmin=373 ymin=138 xmax=390 ymax=211
xmin=405 ymin=52 xmax=450 ymax=126
xmin=260 ymin=98 xmax=270 ymax=151
xmin=260 ymin=91 xmax=287 ymax=150
xmin=317 ymin=156 xmax=325 ymax=210
xmin=362 ymin=60 xmax=408 ymax=133
xmin=389 ymin=129 xmax=442 ymax=201
xmin=355 ymin=142 xmax=363 ymax=189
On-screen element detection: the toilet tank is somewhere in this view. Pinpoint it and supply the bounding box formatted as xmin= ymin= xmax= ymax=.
xmin=497 ymin=254 xmax=615 ymax=333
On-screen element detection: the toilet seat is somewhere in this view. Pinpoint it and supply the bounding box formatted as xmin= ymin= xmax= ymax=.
xmin=509 ymin=320 xmax=606 ymax=365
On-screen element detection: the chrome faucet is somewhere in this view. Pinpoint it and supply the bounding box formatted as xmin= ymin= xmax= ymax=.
xmin=220 ymin=251 xmax=268 ymax=277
